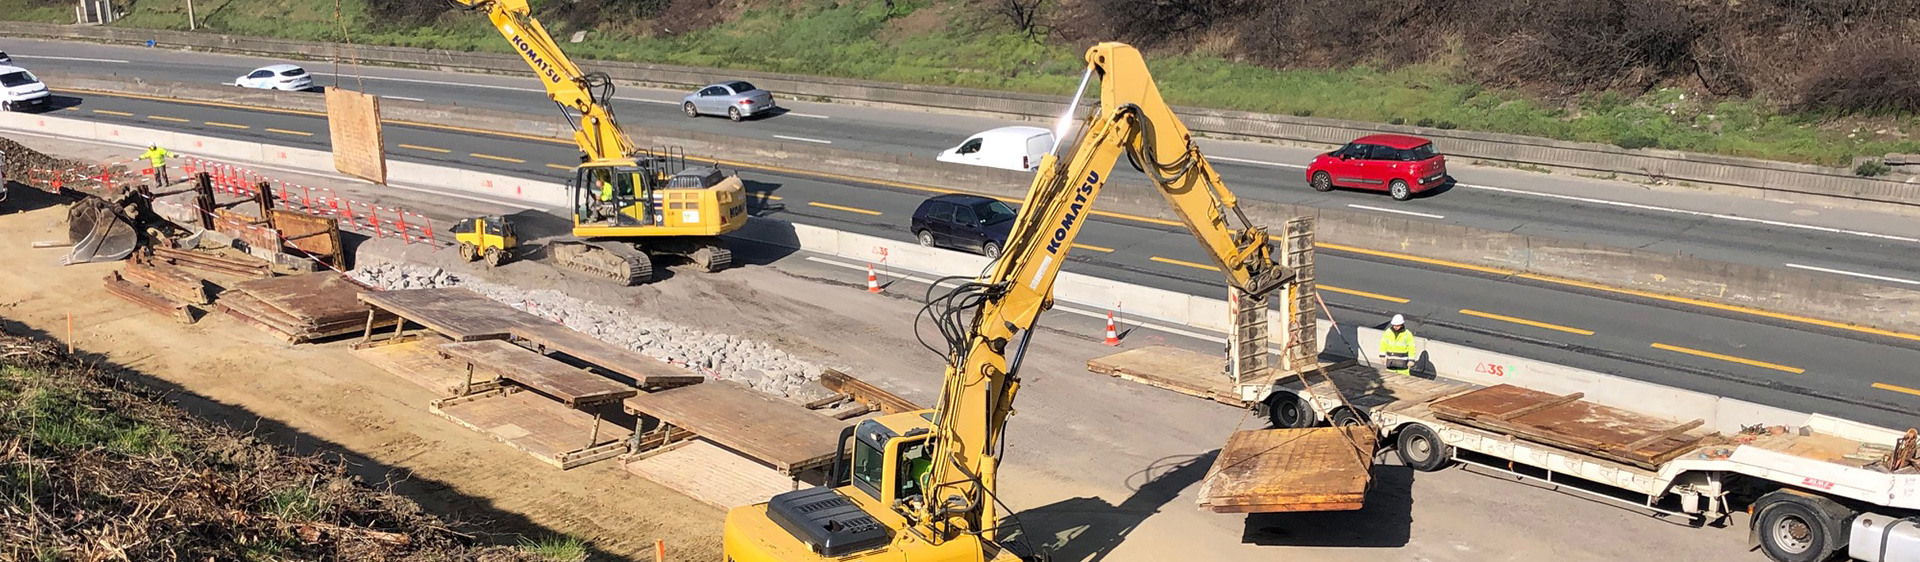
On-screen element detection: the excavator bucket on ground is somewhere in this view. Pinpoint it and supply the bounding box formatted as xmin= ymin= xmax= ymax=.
xmin=64 ymin=195 xmax=137 ymax=265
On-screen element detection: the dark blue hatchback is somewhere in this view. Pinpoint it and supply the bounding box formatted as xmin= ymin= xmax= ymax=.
xmin=911 ymin=194 xmax=1018 ymax=259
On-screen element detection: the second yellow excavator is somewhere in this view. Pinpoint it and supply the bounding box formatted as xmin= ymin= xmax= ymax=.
xmin=721 ymin=42 xmax=1370 ymax=562
xmin=449 ymin=0 xmax=746 ymax=284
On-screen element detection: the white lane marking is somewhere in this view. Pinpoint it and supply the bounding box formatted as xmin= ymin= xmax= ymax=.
xmin=384 ymin=95 xmax=425 ymax=102
xmin=774 ymin=135 xmax=833 ymax=145
xmin=19 ymin=55 xmax=129 ymax=63
xmin=787 ymin=112 xmax=830 ymax=119
xmin=1348 ymin=204 xmax=1444 ymax=219
xmin=1211 ymin=155 xmax=1306 ymax=169
xmin=1784 ymin=263 xmax=1920 ymax=286
xmin=625 ymin=98 xmax=677 ymax=105
xmin=1462 ymin=183 xmax=1920 ymax=243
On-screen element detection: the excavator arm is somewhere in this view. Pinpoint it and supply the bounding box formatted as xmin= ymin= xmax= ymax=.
xmin=447 ymin=0 xmax=636 ymax=162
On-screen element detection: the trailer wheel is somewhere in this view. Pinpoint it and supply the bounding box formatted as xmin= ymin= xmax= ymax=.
xmin=1395 ymin=424 xmax=1451 ymax=472
xmin=1753 ymin=490 xmax=1849 ymax=562
xmin=1265 ymin=393 xmax=1314 ymax=428
xmin=1331 ymin=408 xmax=1369 ymax=428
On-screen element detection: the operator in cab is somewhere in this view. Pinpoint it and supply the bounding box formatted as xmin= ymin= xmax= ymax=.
xmin=1379 ymin=314 xmax=1416 ymax=376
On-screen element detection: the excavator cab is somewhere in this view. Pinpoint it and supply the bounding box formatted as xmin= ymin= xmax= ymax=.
xmin=571 ymin=163 xmax=660 ymax=228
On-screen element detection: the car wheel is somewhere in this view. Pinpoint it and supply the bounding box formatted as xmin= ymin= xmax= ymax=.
xmin=982 ymin=241 xmax=1001 ymax=259
xmin=1 ymin=101 xmax=10 ymax=112
xmin=1394 ymin=424 xmax=1452 ymax=472
xmin=1389 ymin=179 xmax=1412 ymax=201
xmin=683 ymin=102 xmax=699 ymax=118
xmin=917 ymin=230 xmax=935 ymax=247
xmin=728 ymin=107 xmax=743 ymax=122
xmin=1311 ymin=171 xmax=1334 ymax=192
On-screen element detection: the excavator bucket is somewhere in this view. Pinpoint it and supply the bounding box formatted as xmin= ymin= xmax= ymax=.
xmin=64 ymin=196 xmax=137 ymax=265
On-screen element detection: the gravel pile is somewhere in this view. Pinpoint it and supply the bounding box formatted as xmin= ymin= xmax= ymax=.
xmin=350 ymin=261 xmax=827 ymax=399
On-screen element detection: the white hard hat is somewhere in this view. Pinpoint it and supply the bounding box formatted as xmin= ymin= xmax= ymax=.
xmin=1390 ymin=314 xmax=1406 ymax=325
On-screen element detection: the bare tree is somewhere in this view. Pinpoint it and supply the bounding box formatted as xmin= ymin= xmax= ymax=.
xmin=996 ymin=0 xmax=1050 ymax=42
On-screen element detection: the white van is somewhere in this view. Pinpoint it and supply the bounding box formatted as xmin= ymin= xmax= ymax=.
xmin=0 ymin=66 xmax=49 ymax=111
xmin=937 ymin=126 xmax=1054 ymax=172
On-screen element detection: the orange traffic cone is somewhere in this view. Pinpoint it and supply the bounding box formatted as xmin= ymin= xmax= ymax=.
xmin=1103 ymin=310 xmax=1121 ymax=346
xmin=867 ymin=263 xmax=883 ymax=294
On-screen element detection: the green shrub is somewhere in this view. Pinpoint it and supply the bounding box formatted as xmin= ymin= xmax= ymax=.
xmin=1855 ymin=159 xmax=1893 ymax=177
xmin=1616 ymin=134 xmax=1660 ymax=150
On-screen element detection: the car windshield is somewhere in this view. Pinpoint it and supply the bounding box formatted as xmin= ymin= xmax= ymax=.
xmin=973 ymin=201 xmax=1017 ymax=225
xmin=0 ymin=71 xmax=36 ymax=87
xmin=279 ymin=68 xmax=307 ymax=77
xmin=1406 ymin=143 xmax=1437 ymax=160
xmin=729 ymin=81 xmax=756 ymax=93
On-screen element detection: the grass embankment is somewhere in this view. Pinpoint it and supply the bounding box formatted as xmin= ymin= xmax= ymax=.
xmin=0 ymin=330 xmax=580 ymax=561
xmin=6 ymin=0 xmax=1916 ymax=168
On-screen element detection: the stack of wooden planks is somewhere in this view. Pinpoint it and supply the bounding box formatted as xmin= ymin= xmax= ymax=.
xmin=1197 ymin=426 xmax=1377 ymax=513
xmin=1428 ymin=384 xmax=1723 ymax=469
xmin=122 ymin=254 xmax=211 ymax=305
xmin=102 ymin=270 xmax=196 ymax=324
xmin=217 ymin=271 xmax=396 ymax=342
xmin=151 ymin=246 xmax=271 ymax=278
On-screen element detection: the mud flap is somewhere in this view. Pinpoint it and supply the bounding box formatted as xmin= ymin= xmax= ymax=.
xmin=63 ymin=196 xmax=137 ymax=265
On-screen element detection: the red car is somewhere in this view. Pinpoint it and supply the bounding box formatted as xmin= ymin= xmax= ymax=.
xmin=1306 ymin=134 xmax=1449 ymax=201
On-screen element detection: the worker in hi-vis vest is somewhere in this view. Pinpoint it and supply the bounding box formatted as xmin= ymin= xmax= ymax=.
xmin=1379 ymin=314 xmax=1416 ymax=375
xmin=141 ymin=143 xmax=172 ymax=186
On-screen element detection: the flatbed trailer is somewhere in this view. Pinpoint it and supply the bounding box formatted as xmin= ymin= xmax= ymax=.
xmin=1240 ymin=364 xmax=1920 ymax=562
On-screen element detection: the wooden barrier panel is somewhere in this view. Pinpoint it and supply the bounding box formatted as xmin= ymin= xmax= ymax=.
xmin=269 ymin=209 xmax=342 ymax=265
xmin=326 ymin=88 xmax=386 ymax=184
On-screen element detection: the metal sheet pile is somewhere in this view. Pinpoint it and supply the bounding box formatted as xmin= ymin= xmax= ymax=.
xmin=216 ymin=271 xmax=397 ymax=342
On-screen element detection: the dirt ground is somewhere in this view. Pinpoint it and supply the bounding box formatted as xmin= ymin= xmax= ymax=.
xmin=0 ymin=197 xmax=725 ymax=561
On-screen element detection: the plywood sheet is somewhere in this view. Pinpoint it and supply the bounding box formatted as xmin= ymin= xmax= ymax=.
xmin=1197 ymin=427 xmax=1375 ymax=513
xmin=516 ymin=325 xmax=704 ymax=389
xmin=270 ymin=209 xmax=342 ymax=265
xmin=229 ymin=271 xmax=380 ymax=323
xmin=624 ymin=438 xmax=798 ymax=509
xmin=439 ymin=340 xmax=636 ymax=406
xmin=623 ymin=381 xmax=846 ymax=474
xmin=1086 ymin=345 xmax=1235 ymax=403
xmin=359 ymin=288 xmax=538 ymax=341
xmin=352 ymin=337 xmax=483 ymax=395
xmin=434 ymin=391 xmax=630 ymax=469
xmin=326 ymin=88 xmax=386 ymax=184
xmin=1430 ymin=384 xmax=1721 ymax=469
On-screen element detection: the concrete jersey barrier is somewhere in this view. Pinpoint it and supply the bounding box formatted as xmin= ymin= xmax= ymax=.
xmin=7 ymin=22 xmax=1920 ymax=210
xmin=28 ymin=71 xmax=1920 ymax=337
xmin=0 ymin=109 xmax=1820 ymax=435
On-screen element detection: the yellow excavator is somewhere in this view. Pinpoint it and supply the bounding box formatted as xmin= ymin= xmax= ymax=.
xmin=448 ymin=0 xmax=746 ymax=284
xmin=722 ymin=42 xmax=1312 ymax=562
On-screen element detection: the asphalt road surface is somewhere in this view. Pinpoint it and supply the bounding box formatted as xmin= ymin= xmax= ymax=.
xmin=11 ymin=36 xmax=1920 ymax=288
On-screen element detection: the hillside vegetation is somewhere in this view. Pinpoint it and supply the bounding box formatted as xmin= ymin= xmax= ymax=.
xmin=10 ymin=0 xmax=1920 ymax=167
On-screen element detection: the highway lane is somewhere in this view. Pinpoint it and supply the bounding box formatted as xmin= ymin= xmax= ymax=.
xmin=12 ymin=37 xmax=1920 ymax=286
xmin=29 ymin=90 xmax=1920 ymax=429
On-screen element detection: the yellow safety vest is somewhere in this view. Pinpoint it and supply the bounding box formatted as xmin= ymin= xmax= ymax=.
xmin=598 ymin=180 xmax=613 ymax=202
xmin=1380 ymin=328 xmax=1415 ymax=356
xmin=141 ymin=147 xmax=169 ymax=167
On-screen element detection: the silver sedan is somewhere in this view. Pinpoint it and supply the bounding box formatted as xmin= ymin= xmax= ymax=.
xmin=681 ymin=81 xmax=776 ymax=122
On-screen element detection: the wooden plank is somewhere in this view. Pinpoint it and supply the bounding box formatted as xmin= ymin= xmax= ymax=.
xmin=432 ymin=390 xmax=631 ymax=470
xmin=819 ymin=369 xmax=921 ymax=414
xmin=622 ymin=381 xmax=847 ymax=474
xmin=439 ymin=340 xmax=637 ymax=406
xmin=624 ymin=438 xmax=799 ymax=510
xmin=1619 ymin=419 xmax=1706 ymax=453
xmin=1197 ymin=426 xmax=1375 ymax=513
xmin=268 ymin=209 xmax=341 ymax=265
xmin=514 ymin=326 xmax=704 ymax=390
xmin=359 ymin=288 xmax=536 ymax=342
xmin=1492 ymin=392 xmax=1585 ymax=421
xmin=1086 ymin=346 xmax=1238 ymax=404
xmin=229 ymin=271 xmax=381 ymax=324
xmin=1430 ymin=385 xmax=1720 ymax=469
xmin=351 ymin=337 xmax=483 ymax=395
xmin=103 ymin=271 xmax=194 ymax=324
xmin=123 ymin=257 xmax=209 ymax=304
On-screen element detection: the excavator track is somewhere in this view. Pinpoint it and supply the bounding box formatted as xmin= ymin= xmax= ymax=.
xmin=548 ymin=239 xmax=653 ymax=286
xmin=690 ymin=242 xmax=732 ymax=273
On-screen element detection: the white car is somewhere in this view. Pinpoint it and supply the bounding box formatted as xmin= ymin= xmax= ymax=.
xmin=937 ymin=126 xmax=1054 ymax=172
xmin=234 ymin=64 xmax=313 ymax=91
xmin=0 ymin=65 xmax=50 ymax=111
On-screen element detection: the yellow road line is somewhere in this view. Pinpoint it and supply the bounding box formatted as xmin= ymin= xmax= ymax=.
xmin=1151 ymin=256 xmax=1217 ymax=271
xmin=265 ymin=128 xmax=313 ymax=136
xmin=1073 ymin=243 xmax=1115 ymax=253
xmin=62 ymin=106 xmax=78 ymax=111
xmin=1650 ymin=343 xmax=1804 ymax=374
xmin=203 ymin=121 xmax=249 ymax=129
xmin=470 ymin=153 xmax=525 ymax=163
xmin=758 ymin=194 xmax=784 ymax=201
xmin=1320 ymin=285 xmax=1411 ymax=304
xmin=399 ymin=144 xmax=450 ymax=153
xmin=546 ymin=163 xmax=573 ymax=170
xmin=1872 ymin=382 xmax=1920 ymax=397
xmin=148 ymin=115 xmax=189 ymax=122
xmin=807 ymin=202 xmax=881 ymax=216
xmin=91 ymin=109 xmax=133 ymax=116
xmin=1459 ymin=309 xmax=1594 ymax=336
xmin=72 ymin=89 xmax=1920 ymax=344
